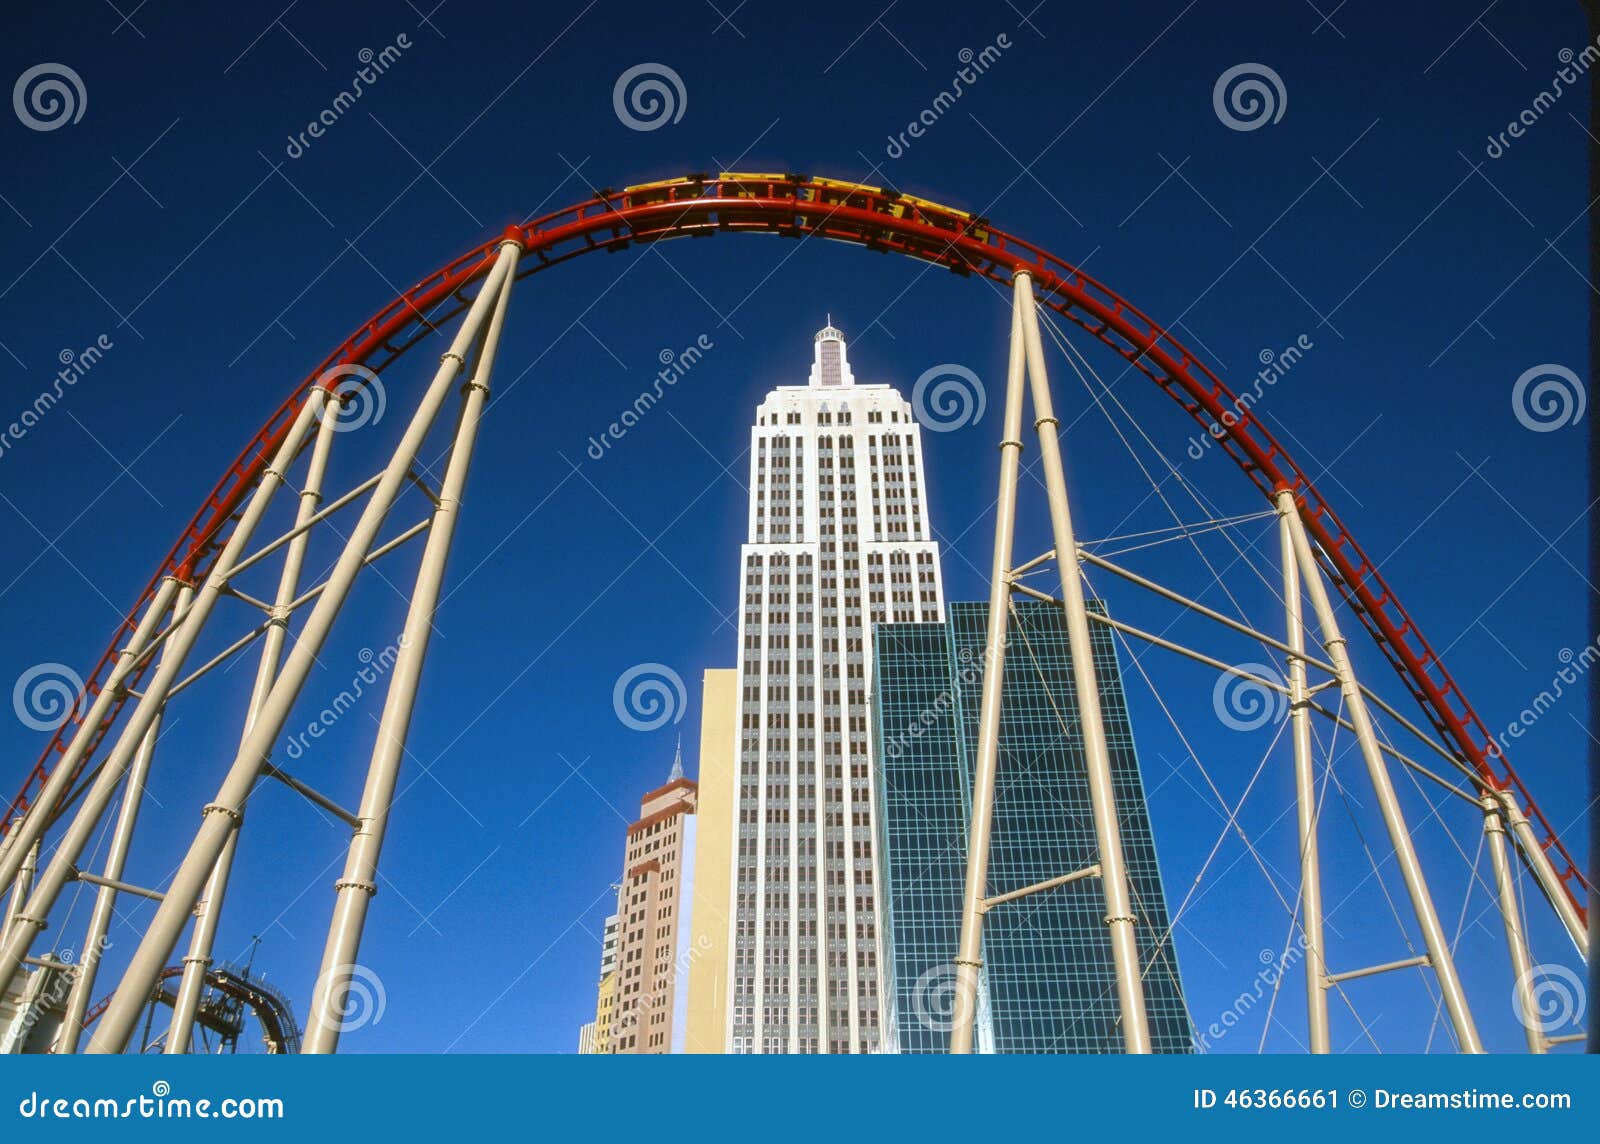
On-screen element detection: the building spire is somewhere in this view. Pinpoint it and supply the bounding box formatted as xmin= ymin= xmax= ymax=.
xmin=809 ymin=317 xmax=853 ymax=387
xmin=668 ymin=734 xmax=684 ymax=782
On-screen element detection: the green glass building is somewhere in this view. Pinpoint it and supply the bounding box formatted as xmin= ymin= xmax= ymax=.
xmin=871 ymin=599 xmax=1192 ymax=1053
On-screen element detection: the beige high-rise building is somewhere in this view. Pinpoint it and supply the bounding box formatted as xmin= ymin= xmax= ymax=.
xmin=685 ymin=668 xmax=737 ymax=1052
xmin=608 ymin=745 xmax=698 ymax=1054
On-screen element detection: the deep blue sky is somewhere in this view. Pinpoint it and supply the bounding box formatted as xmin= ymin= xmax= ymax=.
xmin=0 ymin=1 xmax=1591 ymax=1054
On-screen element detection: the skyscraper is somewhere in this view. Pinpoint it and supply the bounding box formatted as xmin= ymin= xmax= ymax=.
xmin=871 ymin=599 xmax=1192 ymax=1053
xmin=685 ymin=668 xmax=737 ymax=1053
xmin=608 ymin=744 xmax=698 ymax=1054
xmin=726 ymin=323 xmax=945 ymax=1054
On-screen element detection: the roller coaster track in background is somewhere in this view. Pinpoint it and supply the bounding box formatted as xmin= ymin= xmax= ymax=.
xmin=78 ymin=963 xmax=301 ymax=1054
xmin=6 ymin=171 xmax=1584 ymax=922
xmin=0 ymin=172 xmax=1588 ymax=1053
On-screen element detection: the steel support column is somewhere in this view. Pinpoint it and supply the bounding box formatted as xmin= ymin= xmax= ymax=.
xmin=303 ymin=240 xmax=519 ymax=1053
xmin=88 ymin=241 xmax=520 ymax=1054
xmin=1484 ymin=801 xmax=1544 ymax=1053
xmin=1280 ymin=490 xmax=1483 ymax=1052
xmin=55 ymin=582 xmax=193 ymax=1054
xmin=1497 ymin=793 xmax=1589 ymax=958
xmin=0 ymin=576 xmax=183 ymax=894
xmin=950 ymin=274 xmax=1152 ymax=1053
xmin=1018 ymin=274 xmax=1151 ymax=1053
xmin=166 ymin=400 xmax=342 ymax=1054
xmin=1275 ymin=491 xmax=1330 ymax=1053
xmin=1 ymin=842 xmax=37 ymax=949
xmin=949 ymin=281 xmax=1029 ymax=1055
xmin=0 ymin=392 xmax=328 ymax=1002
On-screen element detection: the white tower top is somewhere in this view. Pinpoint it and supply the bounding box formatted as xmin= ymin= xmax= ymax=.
xmin=808 ymin=319 xmax=854 ymax=388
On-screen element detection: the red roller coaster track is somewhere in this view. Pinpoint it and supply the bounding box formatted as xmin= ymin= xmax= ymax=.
xmin=3 ymin=172 xmax=1587 ymax=924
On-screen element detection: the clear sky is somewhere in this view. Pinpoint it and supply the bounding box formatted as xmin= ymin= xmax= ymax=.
xmin=0 ymin=1 xmax=1590 ymax=1053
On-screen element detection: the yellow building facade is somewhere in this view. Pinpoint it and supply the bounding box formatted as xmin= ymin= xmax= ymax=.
xmin=684 ymin=668 xmax=737 ymax=1052
xmin=590 ymin=969 xmax=617 ymax=1054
